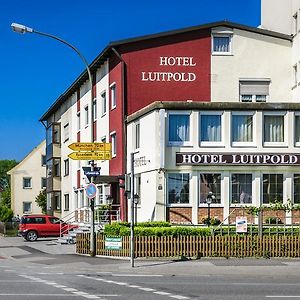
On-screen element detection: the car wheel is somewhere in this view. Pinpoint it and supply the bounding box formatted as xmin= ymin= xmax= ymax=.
xmin=26 ymin=231 xmax=38 ymax=242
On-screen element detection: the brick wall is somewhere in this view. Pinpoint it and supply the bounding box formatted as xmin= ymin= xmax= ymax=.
xmin=198 ymin=207 xmax=223 ymax=224
xmin=167 ymin=207 xmax=192 ymax=224
xmin=292 ymin=210 xmax=300 ymax=224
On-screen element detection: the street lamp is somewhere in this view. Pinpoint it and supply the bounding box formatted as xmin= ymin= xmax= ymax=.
xmin=133 ymin=194 xmax=140 ymax=225
xmin=106 ymin=195 xmax=114 ymax=224
xmin=206 ymin=191 xmax=215 ymax=227
xmin=11 ymin=22 xmax=96 ymax=257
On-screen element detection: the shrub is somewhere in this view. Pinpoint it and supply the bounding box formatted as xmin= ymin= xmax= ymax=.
xmin=201 ymin=217 xmax=221 ymax=226
xmin=265 ymin=217 xmax=283 ymax=224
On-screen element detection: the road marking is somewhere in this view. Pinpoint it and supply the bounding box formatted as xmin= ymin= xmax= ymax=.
xmin=19 ymin=274 xmax=102 ymax=299
xmin=266 ymin=297 xmax=300 ymax=298
xmin=0 ymin=294 xmax=80 ymax=297
xmin=112 ymin=274 xmax=163 ymax=277
xmin=78 ymin=274 xmax=190 ymax=300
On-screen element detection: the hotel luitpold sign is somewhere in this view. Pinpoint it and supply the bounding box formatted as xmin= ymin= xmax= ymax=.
xmin=176 ymin=153 xmax=300 ymax=166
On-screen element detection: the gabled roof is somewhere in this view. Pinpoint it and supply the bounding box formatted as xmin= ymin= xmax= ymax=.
xmin=39 ymin=20 xmax=292 ymax=122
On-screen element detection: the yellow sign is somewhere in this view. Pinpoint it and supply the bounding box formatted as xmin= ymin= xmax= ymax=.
xmin=68 ymin=142 xmax=112 ymax=152
xmin=68 ymin=151 xmax=112 ymax=160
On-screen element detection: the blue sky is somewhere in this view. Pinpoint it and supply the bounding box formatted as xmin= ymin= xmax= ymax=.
xmin=1 ymin=0 xmax=261 ymax=161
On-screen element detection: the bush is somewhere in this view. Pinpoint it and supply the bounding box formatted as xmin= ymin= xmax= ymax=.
xmin=0 ymin=205 xmax=13 ymax=222
xmin=201 ymin=217 xmax=221 ymax=226
xmin=265 ymin=217 xmax=283 ymax=224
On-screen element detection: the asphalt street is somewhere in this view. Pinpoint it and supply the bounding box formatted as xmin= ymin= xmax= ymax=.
xmin=1 ymin=236 xmax=300 ymax=299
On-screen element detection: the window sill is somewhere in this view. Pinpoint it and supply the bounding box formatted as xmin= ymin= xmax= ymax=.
xmin=263 ymin=143 xmax=288 ymax=148
xmin=167 ymin=142 xmax=192 ymax=147
xmin=199 ymin=204 xmax=223 ymax=207
xmin=231 ymin=143 xmax=256 ymax=148
xmin=212 ymin=52 xmax=233 ymax=56
xmin=199 ymin=142 xmax=224 ymax=148
xmin=167 ymin=204 xmax=192 ymax=208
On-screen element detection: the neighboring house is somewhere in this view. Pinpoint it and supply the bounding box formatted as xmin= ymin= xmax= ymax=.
xmin=38 ymin=2 xmax=300 ymax=225
xmin=7 ymin=140 xmax=46 ymax=216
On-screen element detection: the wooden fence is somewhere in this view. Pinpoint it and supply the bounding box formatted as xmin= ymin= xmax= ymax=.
xmin=76 ymin=233 xmax=300 ymax=258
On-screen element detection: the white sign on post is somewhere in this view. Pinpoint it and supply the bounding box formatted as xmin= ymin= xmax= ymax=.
xmin=236 ymin=217 xmax=247 ymax=233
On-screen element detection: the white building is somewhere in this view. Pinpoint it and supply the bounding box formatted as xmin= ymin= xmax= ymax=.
xmin=40 ymin=12 xmax=300 ymax=225
xmin=8 ymin=140 xmax=46 ymax=216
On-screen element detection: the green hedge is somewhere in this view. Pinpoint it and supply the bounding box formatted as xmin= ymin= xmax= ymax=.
xmin=104 ymin=222 xmax=211 ymax=237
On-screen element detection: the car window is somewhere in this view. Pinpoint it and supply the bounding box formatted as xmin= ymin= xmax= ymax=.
xmin=35 ymin=217 xmax=46 ymax=224
xmin=49 ymin=217 xmax=60 ymax=224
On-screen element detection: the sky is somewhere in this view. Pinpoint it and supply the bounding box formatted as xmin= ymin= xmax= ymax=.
xmin=0 ymin=0 xmax=261 ymax=162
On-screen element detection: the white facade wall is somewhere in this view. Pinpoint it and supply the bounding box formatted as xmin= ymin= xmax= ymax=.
xmin=211 ymin=28 xmax=292 ymax=103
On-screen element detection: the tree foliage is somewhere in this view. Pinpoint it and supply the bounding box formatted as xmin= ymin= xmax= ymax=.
xmin=35 ymin=189 xmax=47 ymax=214
xmin=0 ymin=160 xmax=18 ymax=188
xmin=0 ymin=204 xmax=13 ymax=222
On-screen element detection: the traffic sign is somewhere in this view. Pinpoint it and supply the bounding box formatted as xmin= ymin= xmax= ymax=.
xmin=86 ymin=183 xmax=97 ymax=199
xmin=68 ymin=151 xmax=112 ymax=160
xmin=68 ymin=142 xmax=111 ymax=151
xmin=82 ymin=167 xmax=101 ymax=183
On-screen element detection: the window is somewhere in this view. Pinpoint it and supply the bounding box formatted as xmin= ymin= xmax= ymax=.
xmin=64 ymin=159 xmax=69 ymax=176
xmin=264 ymin=114 xmax=284 ymax=144
xmin=199 ymin=113 xmax=222 ymax=144
xmin=168 ymin=113 xmax=190 ymax=144
xmin=231 ymin=174 xmax=252 ymax=204
xmin=23 ymin=202 xmax=32 ymax=214
xmin=63 ymin=123 xmax=69 ymax=142
xmin=93 ymin=98 xmax=97 ymax=121
xmin=134 ymin=121 xmax=140 ymax=150
xmin=101 ymin=91 xmax=107 ymax=116
xmin=53 ymin=124 xmax=60 ymax=144
xmin=23 ymin=177 xmax=32 ymax=189
xmin=53 ymin=159 xmax=60 ymax=177
xmin=110 ymin=84 xmax=116 ymax=109
xmin=77 ymin=112 xmax=81 ymax=131
xmin=41 ymin=155 xmax=46 ymax=166
xmin=168 ymin=173 xmax=189 ymax=204
xmin=97 ymin=185 xmax=104 ymax=205
xmin=263 ymin=174 xmax=283 ymax=204
xmin=64 ymin=194 xmax=70 ymax=211
xmin=54 ymin=191 xmax=61 ymax=211
xmin=212 ymin=35 xmax=231 ymax=54
xmin=293 ymin=64 xmax=298 ymax=86
xmin=111 ymin=132 xmax=117 ymax=157
xmin=294 ymin=174 xmax=300 ymax=204
xmin=295 ymin=115 xmax=300 ymax=146
xmin=232 ymin=113 xmax=253 ymax=144
xmin=49 ymin=217 xmax=60 ymax=224
xmin=293 ymin=13 xmax=298 ymax=35
xmin=199 ymin=173 xmax=221 ymax=204
xmin=239 ymin=80 xmax=269 ymax=102
xmin=84 ymin=106 xmax=89 ymax=126
xmin=41 ymin=177 xmax=47 ymax=189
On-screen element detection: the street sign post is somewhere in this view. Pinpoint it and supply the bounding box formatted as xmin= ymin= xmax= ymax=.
xmin=68 ymin=151 xmax=111 ymax=160
xmin=68 ymin=142 xmax=111 ymax=151
xmin=86 ymin=183 xmax=97 ymax=199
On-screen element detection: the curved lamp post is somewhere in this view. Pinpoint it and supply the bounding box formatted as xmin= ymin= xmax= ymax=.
xmin=11 ymin=22 xmax=96 ymax=257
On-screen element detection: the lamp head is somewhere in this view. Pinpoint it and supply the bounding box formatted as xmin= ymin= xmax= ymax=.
xmin=11 ymin=23 xmax=33 ymax=34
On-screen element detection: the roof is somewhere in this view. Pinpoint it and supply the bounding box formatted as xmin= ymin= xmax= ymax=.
xmin=39 ymin=21 xmax=292 ymax=122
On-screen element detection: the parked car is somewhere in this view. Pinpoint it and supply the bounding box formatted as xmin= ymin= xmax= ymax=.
xmin=19 ymin=214 xmax=77 ymax=241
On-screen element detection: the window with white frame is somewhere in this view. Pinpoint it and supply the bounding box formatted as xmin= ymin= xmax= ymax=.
xmin=168 ymin=173 xmax=189 ymax=204
xmin=101 ymin=91 xmax=107 ymax=116
xmin=263 ymin=174 xmax=283 ymax=204
xmin=41 ymin=177 xmax=47 ymax=189
xmin=23 ymin=202 xmax=32 ymax=214
xmin=293 ymin=64 xmax=298 ymax=87
xmin=294 ymin=174 xmax=300 ymax=204
xmin=93 ymin=98 xmax=97 ymax=121
xmin=110 ymin=83 xmax=116 ymax=109
xmin=84 ymin=106 xmax=89 ymax=126
xmin=199 ymin=173 xmax=221 ymax=204
xmin=134 ymin=121 xmax=140 ymax=150
xmin=23 ymin=177 xmax=32 ymax=189
xmin=80 ymin=190 xmax=84 ymax=208
xmin=232 ymin=113 xmax=253 ymax=144
xmin=111 ymin=132 xmax=116 ymax=157
xmin=41 ymin=155 xmax=46 ymax=166
xmin=64 ymin=159 xmax=69 ymax=176
xmin=77 ymin=112 xmax=81 ymax=131
xmin=199 ymin=112 xmax=222 ymax=144
xmin=64 ymin=194 xmax=69 ymax=211
xmin=168 ymin=112 xmax=190 ymax=145
xmin=212 ymin=35 xmax=232 ymax=54
xmin=239 ymin=80 xmax=269 ymax=102
xmin=54 ymin=191 xmax=61 ymax=211
xmin=231 ymin=174 xmax=252 ymax=204
xmin=264 ymin=113 xmax=285 ymax=144
xmin=97 ymin=185 xmax=104 ymax=205
xmin=63 ymin=123 xmax=69 ymax=142
xmin=295 ymin=115 xmax=300 ymax=146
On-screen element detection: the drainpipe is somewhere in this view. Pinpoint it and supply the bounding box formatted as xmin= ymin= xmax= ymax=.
xmin=111 ymin=47 xmax=128 ymax=221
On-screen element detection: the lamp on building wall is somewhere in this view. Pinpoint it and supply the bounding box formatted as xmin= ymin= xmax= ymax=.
xmin=206 ymin=191 xmax=215 ymax=227
xmin=106 ymin=195 xmax=114 ymax=224
xmin=11 ymin=22 xmax=96 ymax=257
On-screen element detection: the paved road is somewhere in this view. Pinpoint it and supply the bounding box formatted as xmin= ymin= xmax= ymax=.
xmin=1 ymin=236 xmax=300 ymax=299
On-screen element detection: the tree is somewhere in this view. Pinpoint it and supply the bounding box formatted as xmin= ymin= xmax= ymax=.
xmin=0 ymin=160 xmax=18 ymax=188
xmin=0 ymin=204 xmax=13 ymax=222
xmin=35 ymin=189 xmax=47 ymax=214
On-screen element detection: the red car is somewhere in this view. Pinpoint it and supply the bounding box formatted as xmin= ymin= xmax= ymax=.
xmin=19 ymin=214 xmax=77 ymax=241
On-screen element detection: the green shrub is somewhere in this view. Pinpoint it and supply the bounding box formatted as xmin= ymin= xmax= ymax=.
xmin=201 ymin=217 xmax=221 ymax=226
xmin=136 ymin=221 xmax=171 ymax=227
xmin=265 ymin=217 xmax=283 ymax=224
